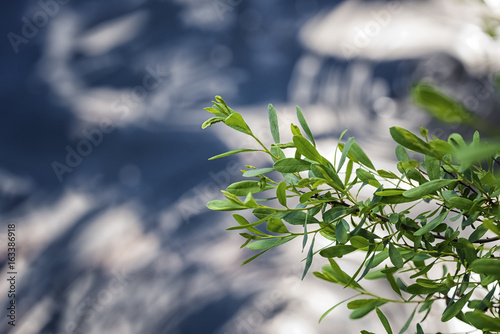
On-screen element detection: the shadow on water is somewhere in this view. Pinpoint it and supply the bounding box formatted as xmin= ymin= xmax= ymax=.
xmin=0 ymin=1 xmax=312 ymax=333
xmin=2 ymin=1 xmax=500 ymax=333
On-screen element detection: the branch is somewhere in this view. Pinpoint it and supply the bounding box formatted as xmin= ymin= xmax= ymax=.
xmin=474 ymin=236 xmax=500 ymax=244
xmin=327 ymin=200 xmax=390 ymax=223
xmin=494 ymin=157 xmax=500 ymax=168
xmin=440 ymin=166 xmax=479 ymax=196
xmin=325 ymin=200 xmax=499 ymax=244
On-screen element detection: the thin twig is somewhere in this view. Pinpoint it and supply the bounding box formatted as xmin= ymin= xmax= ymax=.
xmin=474 ymin=236 xmax=500 ymax=244
xmin=494 ymin=157 xmax=500 ymax=168
xmin=440 ymin=166 xmax=479 ymax=196
xmin=325 ymin=200 xmax=499 ymax=244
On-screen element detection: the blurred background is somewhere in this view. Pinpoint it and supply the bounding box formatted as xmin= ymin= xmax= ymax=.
xmin=1 ymin=0 xmax=500 ymax=333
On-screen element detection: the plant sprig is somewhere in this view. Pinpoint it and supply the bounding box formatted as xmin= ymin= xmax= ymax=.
xmin=202 ymin=94 xmax=500 ymax=333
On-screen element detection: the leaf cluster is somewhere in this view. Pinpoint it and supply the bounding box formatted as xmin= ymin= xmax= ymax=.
xmin=202 ymin=95 xmax=500 ymax=333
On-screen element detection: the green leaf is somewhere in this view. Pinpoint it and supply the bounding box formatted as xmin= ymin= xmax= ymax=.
xmin=388 ymin=243 xmax=404 ymax=268
xmin=210 ymin=103 xmax=227 ymax=115
xmin=311 ymin=164 xmax=345 ymax=191
xmin=319 ymin=297 xmax=355 ymax=323
xmin=226 ymin=215 xmax=270 ymax=231
xmin=252 ymin=208 xmax=279 ymax=219
xmin=296 ymin=106 xmax=315 ymax=146
xmin=350 ymin=299 xmax=387 ymax=319
xmin=356 ymin=168 xmax=381 ymax=188
xmin=454 ymin=238 xmax=478 ymax=266
xmin=428 ymin=139 xmax=454 ymax=157
xmin=464 ymin=311 xmax=500 ymax=331
xmin=406 ymin=169 xmax=427 ymax=185
xmin=377 ymin=169 xmax=399 ymax=179
xmin=390 ymin=126 xmax=435 ymax=157
xmin=227 ymin=180 xmax=275 ymax=196
xmin=448 ymin=197 xmax=473 ymax=211
xmin=220 ymin=190 xmax=244 ymax=204
xmin=364 ymin=268 xmax=386 ymax=280
xmin=403 ymin=179 xmax=457 ymax=198
xmin=481 ymin=172 xmax=500 ymax=190
xmin=383 ymin=267 xmax=402 ymax=297
xmin=266 ymin=217 xmax=289 ymax=233
xmin=420 ymin=126 xmax=428 ymax=139
xmin=224 ymin=112 xmax=253 ymax=135
xmin=335 ymin=220 xmax=349 ymax=244
xmin=350 ymin=141 xmax=375 ymax=170
xmin=418 ymin=301 xmax=433 ymax=314
xmin=270 ymin=146 xmax=286 ymax=163
xmin=320 ymin=245 xmax=357 ymax=258
xmin=276 ymin=181 xmax=287 ymax=207
xmin=209 ymin=148 xmax=262 ymax=160
xmin=283 ymin=211 xmax=320 ymax=225
xmin=233 ymin=214 xmax=266 ymax=235
xmin=448 ymin=133 xmax=467 ymax=149
xmin=416 ymin=323 xmax=424 ymax=334
xmin=287 ymin=173 xmax=305 ymax=184
xmin=302 ymin=237 xmax=315 ymax=280
xmin=379 ymin=195 xmax=420 ymax=204
xmin=412 ymin=84 xmax=481 ymax=127
xmin=211 ymin=97 xmax=232 ymax=116
xmin=274 ymin=158 xmax=312 ymax=173
xmin=243 ymin=167 xmax=275 ymax=177
xmin=350 ymin=236 xmax=369 ymax=249
xmin=202 ymin=117 xmax=226 ymax=129
xmin=243 ymin=192 xmax=259 ymax=208
xmin=241 ymin=249 xmax=269 ymax=265
xmin=376 ymin=308 xmax=393 ymax=334
xmin=475 ymin=130 xmax=485 ymax=147
xmin=424 ymin=155 xmax=440 ymax=180
xmin=470 ymin=258 xmax=500 ymax=278
xmin=484 ymin=219 xmax=500 ymax=237
xmin=481 ymin=275 xmax=498 ymax=286
xmin=375 ymin=189 xmax=405 ymax=196
xmin=297 ymin=178 xmax=320 ymax=188
xmin=293 ymin=135 xmax=326 ymax=164
xmin=319 ymin=223 xmax=336 ymax=240
xmin=441 ymin=290 xmax=473 ymax=322
xmin=456 ymin=143 xmax=500 ymax=171
xmin=291 ymin=123 xmax=302 ymax=137
xmin=247 ymin=235 xmax=296 ymax=250
xmin=476 ymin=286 xmax=496 ymax=311
xmin=214 ymin=95 xmax=231 ymax=110
xmin=302 ymin=216 xmax=308 ymax=250
xmin=207 ymin=200 xmax=246 ymax=211
xmin=409 ymin=261 xmax=434 ymax=279
xmin=356 ymin=250 xmax=375 ymax=282
xmin=345 ymin=160 xmax=354 ymax=184
xmin=406 ymin=282 xmax=448 ymax=295
xmin=268 ymin=104 xmax=280 ymax=144
xmin=298 ymin=190 xmax=320 ymax=203
xmin=400 ymin=159 xmax=420 ymax=171
xmin=204 ymin=106 xmax=225 ymax=116
xmin=323 ymin=206 xmax=352 ymax=223
xmin=347 ymin=299 xmax=381 ymax=310
xmin=398 ymin=307 xmax=416 ymax=334
xmin=414 ymin=210 xmax=449 ymax=236
xmin=327 ymin=259 xmax=363 ymax=289
xmin=395 ymin=145 xmax=409 ymax=162
xmin=338 ymin=137 xmax=355 ymax=172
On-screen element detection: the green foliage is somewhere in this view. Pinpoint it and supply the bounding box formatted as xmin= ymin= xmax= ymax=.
xmin=202 ymin=96 xmax=500 ymax=333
